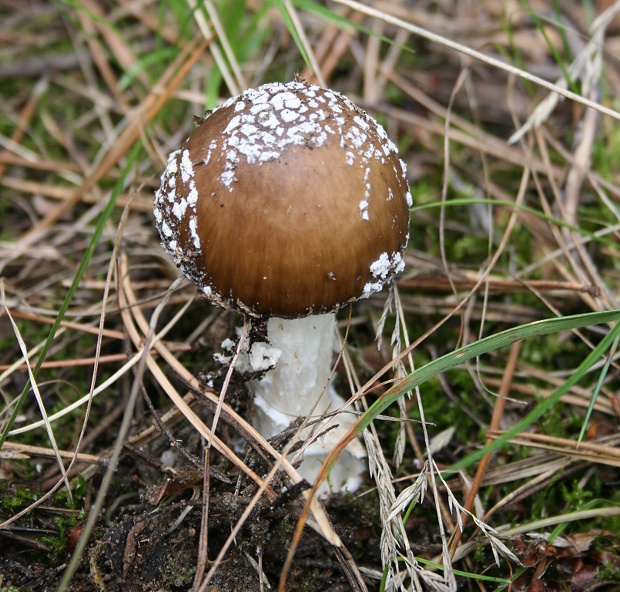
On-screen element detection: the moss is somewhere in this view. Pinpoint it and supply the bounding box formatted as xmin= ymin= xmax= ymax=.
xmin=1 ymin=485 xmax=38 ymax=514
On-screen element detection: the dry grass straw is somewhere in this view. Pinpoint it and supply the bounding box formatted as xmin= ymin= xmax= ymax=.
xmin=1 ymin=1 xmax=620 ymax=591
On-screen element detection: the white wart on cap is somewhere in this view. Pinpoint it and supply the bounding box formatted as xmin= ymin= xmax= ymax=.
xmin=154 ymin=79 xmax=412 ymax=318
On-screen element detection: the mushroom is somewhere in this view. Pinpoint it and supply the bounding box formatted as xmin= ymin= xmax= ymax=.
xmin=154 ymin=79 xmax=411 ymax=493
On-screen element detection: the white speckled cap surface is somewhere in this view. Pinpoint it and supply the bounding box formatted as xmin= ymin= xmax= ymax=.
xmin=154 ymin=79 xmax=411 ymax=318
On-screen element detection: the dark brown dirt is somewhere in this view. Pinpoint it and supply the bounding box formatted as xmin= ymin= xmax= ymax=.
xmin=0 ymin=455 xmax=386 ymax=591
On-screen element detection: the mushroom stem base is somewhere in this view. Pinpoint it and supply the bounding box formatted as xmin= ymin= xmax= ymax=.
xmin=250 ymin=314 xmax=366 ymax=494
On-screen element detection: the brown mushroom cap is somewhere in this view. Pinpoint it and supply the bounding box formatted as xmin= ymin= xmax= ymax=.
xmin=154 ymin=80 xmax=411 ymax=318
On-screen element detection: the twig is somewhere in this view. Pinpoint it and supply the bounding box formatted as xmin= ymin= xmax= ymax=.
xmin=448 ymin=340 xmax=522 ymax=557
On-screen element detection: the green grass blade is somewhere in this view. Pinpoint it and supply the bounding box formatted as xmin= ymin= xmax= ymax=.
xmin=521 ymin=0 xmax=580 ymax=95
xmin=411 ymin=197 xmax=618 ymax=250
xmin=118 ymin=47 xmax=179 ymax=91
xmin=0 ymin=142 xmax=143 ymax=448
xmin=577 ymin=332 xmax=618 ymax=445
xmin=416 ymin=556 xmax=514 ymax=584
xmin=358 ymin=310 xmax=620 ymax=431
xmin=379 ymin=554 xmax=518 ymax=589
xmin=292 ymin=0 xmax=413 ymax=55
xmin=271 ymin=0 xmax=313 ymax=72
xmin=344 ymin=310 xmax=620 ymax=478
xmin=447 ymin=316 xmax=620 ymax=475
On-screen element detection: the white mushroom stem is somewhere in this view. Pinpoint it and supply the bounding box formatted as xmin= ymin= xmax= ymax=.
xmin=247 ymin=314 xmax=366 ymax=495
